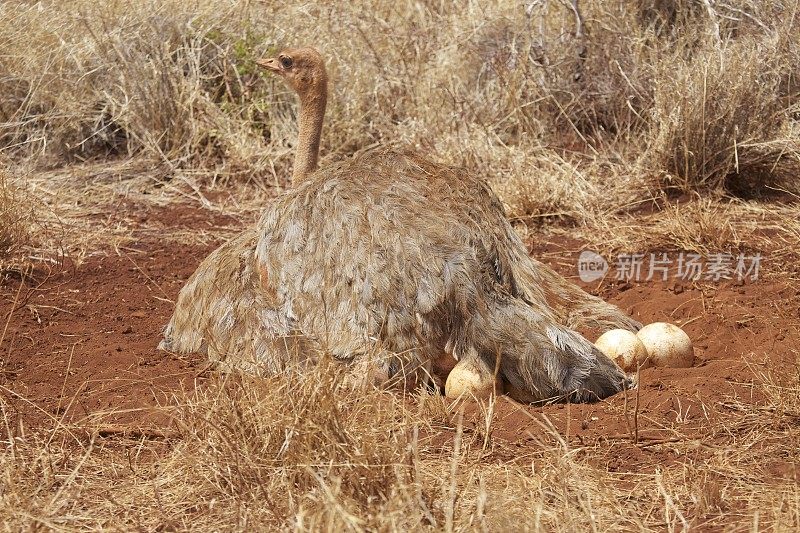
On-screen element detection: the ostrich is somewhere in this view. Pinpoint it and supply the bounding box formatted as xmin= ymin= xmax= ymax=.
xmin=161 ymin=47 xmax=639 ymax=401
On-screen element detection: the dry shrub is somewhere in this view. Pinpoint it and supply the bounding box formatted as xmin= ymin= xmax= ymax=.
xmin=492 ymin=151 xmax=601 ymax=224
xmin=579 ymin=197 xmax=779 ymax=253
xmin=646 ymin=5 xmax=800 ymax=194
xmin=0 ymin=1 xmax=276 ymax=178
xmin=585 ymin=198 xmax=758 ymax=257
xmin=489 ymin=147 xmax=649 ymax=225
xmin=0 ymin=0 xmax=656 ymax=217
xmin=1 ymin=0 xmax=798 ymax=209
xmin=514 ymin=2 xmax=655 ymax=141
xmin=169 ymin=355 xmax=794 ymax=531
xmin=164 ymin=365 xmax=420 ymax=528
xmin=570 ymin=199 xmax=800 ymax=282
xmin=0 ymin=369 xmax=644 ymax=530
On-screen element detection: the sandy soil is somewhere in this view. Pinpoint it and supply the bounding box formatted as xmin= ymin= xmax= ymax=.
xmin=1 ymin=202 xmax=798 ymax=486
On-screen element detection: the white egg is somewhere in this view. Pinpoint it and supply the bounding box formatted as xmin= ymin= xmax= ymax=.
xmin=445 ymin=357 xmax=502 ymax=399
xmin=594 ymin=328 xmax=651 ymax=372
xmin=636 ymin=322 xmax=694 ymax=368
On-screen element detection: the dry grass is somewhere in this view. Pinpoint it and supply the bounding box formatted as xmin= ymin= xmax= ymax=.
xmin=2 ymin=0 xmax=795 ymax=264
xmin=18 ymin=159 xmax=265 ymax=266
xmin=1 ymin=0 xmax=797 ymax=193
xmin=568 ymin=198 xmax=800 ymax=280
xmin=0 ymin=165 xmax=31 ymax=268
xmin=1 ymin=358 xmax=798 ymax=530
xmin=647 ymin=30 xmax=800 ymax=193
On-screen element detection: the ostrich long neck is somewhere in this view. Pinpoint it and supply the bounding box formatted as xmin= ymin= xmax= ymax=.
xmin=293 ymin=90 xmax=327 ymax=183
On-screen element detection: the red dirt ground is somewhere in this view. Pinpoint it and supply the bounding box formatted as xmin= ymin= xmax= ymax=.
xmin=1 ymin=203 xmax=798 ymax=483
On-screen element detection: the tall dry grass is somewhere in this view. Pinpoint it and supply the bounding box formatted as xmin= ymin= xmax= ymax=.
xmin=648 ymin=27 xmax=800 ymax=193
xmin=0 ymin=166 xmax=29 ymax=265
xmin=1 ymin=358 xmax=798 ymax=530
xmin=0 ymin=0 xmax=797 ymax=204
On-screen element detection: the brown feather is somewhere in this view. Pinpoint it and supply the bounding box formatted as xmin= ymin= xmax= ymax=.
xmin=253 ymin=149 xmax=634 ymax=400
xmin=159 ymin=229 xmax=318 ymax=375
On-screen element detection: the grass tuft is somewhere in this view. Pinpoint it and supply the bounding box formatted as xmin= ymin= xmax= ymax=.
xmin=647 ymin=32 xmax=800 ymax=194
xmin=0 ymin=166 xmax=30 ymax=265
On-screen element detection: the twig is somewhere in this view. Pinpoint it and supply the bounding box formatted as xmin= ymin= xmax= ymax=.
xmin=565 ymin=397 xmax=571 ymax=450
xmin=634 ymin=366 xmax=641 ymax=444
xmin=412 ymin=424 xmax=437 ymax=527
xmin=90 ymin=424 xmax=180 ymax=440
xmin=637 ymin=437 xmax=687 ymax=448
xmin=445 ymin=407 xmax=464 ymax=533
xmin=0 ymin=275 xmax=24 ymax=353
xmin=701 ymin=0 xmax=722 ymax=42
xmin=717 ymin=3 xmax=770 ymax=32
xmin=622 ymin=377 xmax=632 ymax=441
xmin=561 ymin=0 xmax=584 ymax=39
xmin=193 ymin=361 xmax=216 ymax=378
xmin=601 ymin=433 xmax=663 ymax=441
xmin=123 ymin=253 xmax=170 ymax=299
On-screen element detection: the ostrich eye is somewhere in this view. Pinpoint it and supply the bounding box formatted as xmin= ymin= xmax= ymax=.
xmin=280 ymin=56 xmax=293 ymax=69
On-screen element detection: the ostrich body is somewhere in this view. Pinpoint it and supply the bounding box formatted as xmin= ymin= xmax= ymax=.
xmin=159 ymin=229 xmax=317 ymax=374
xmin=161 ymin=48 xmax=639 ymax=401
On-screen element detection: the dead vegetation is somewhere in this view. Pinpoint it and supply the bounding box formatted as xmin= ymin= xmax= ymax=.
xmin=572 ymin=199 xmax=800 ymax=279
xmin=1 ymin=0 xmax=800 ymax=530
xmin=1 ymin=355 xmax=798 ymax=530
xmin=648 ymin=31 xmax=800 ymax=194
xmin=0 ymin=1 xmax=797 ymax=194
xmin=0 ymin=166 xmax=30 ymax=268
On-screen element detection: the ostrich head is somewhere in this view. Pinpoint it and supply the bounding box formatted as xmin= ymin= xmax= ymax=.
xmin=255 ymin=47 xmax=328 ymax=183
xmin=256 ymin=47 xmax=328 ymax=101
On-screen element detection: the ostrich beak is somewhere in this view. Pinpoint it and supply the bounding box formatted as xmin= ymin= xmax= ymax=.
xmin=256 ymin=57 xmax=281 ymax=73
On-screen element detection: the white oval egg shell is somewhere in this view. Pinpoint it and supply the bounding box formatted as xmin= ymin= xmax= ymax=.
xmin=636 ymin=322 xmax=694 ymax=368
xmin=595 ymin=329 xmax=651 ymax=372
xmin=445 ymin=358 xmax=502 ymax=399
